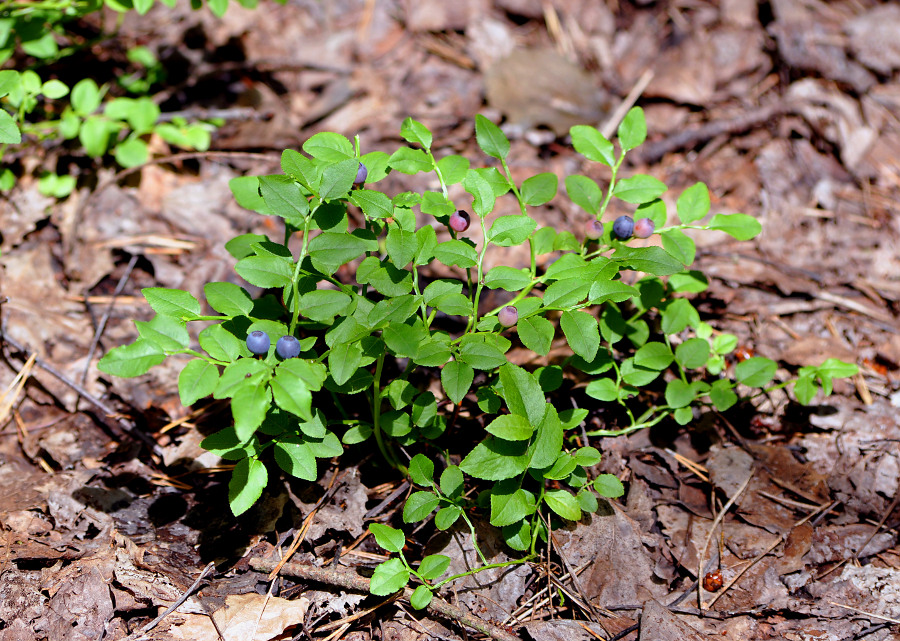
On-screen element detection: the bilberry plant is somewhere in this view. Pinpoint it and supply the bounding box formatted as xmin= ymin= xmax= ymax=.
xmin=99 ymin=109 xmax=857 ymax=605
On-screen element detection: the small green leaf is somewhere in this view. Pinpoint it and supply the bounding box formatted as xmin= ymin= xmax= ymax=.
xmin=437 ymin=154 xmax=469 ymax=184
xmin=403 ymin=491 xmax=440 ymax=522
xmin=675 ymin=337 xmax=710 ymax=370
xmin=484 ymin=266 xmax=531 ymax=291
xmin=369 ymin=523 xmax=405 ymax=553
xmin=585 ymin=378 xmax=618 ymax=401
xmin=661 ymin=298 xmax=700 ymax=334
xmin=370 ymin=559 xmax=410 ymax=596
xmin=660 ymin=228 xmax=696 ymax=266
xmin=570 ymin=125 xmax=614 ymax=166
xmin=460 ymin=436 xmax=530 ymax=481
xmin=463 ymin=169 xmax=496 ymax=217
xmin=302 ymin=131 xmax=353 ymax=161
xmin=98 ymin=339 xmax=165 ymax=377
xmin=475 ymin=114 xmax=509 ymax=159
xmin=544 ymin=489 xmax=581 ymax=521
xmin=518 ymin=315 xmax=554 ymax=356
xmin=408 ymin=454 xmax=435 ymax=487
xmin=634 ymin=342 xmax=675 ymax=370
xmin=231 ymin=383 xmax=271 ymax=442
xmin=441 ymin=360 xmax=474 ymax=404
xmin=41 ymin=79 xmax=69 ymax=99
xmin=520 ymin=172 xmax=558 ymax=205
xmin=735 ymin=357 xmax=777 ymax=387
xmin=617 ymin=107 xmax=647 ymax=151
xmin=70 ymin=78 xmax=102 ymax=116
xmin=229 ymin=457 xmax=268 ymax=516
xmin=793 ymin=375 xmax=818 ymax=405
xmin=485 ymin=414 xmax=533 ymax=441
xmin=613 ymin=175 xmax=667 ymax=204
xmin=499 ymin=363 xmax=545 ymax=426
xmin=274 ymin=439 xmax=317 ymax=480
xmin=440 ymin=465 xmax=464 ymax=499
xmin=435 ymin=506 xmax=462 ymax=530
xmin=613 ymin=246 xmax=685 ymax=276
xmin=204 ymin=282 xmax=253 ymax=316
xmin=388 ymin=147 xmax=432 ymax=174
xmin=565 ymin=175 xmax=602 ymax=215
xmin=235 ymin=255 xmax=294 ymax=288
xmin=673 ymin=407 xmax=693 ymax=425
xmin=178 ymin=359 xmax=219 ymax=406
xmin=676 ymin=182 xmax=710 ymax=224
xmin=593 ymin=474 xmax=624 ymax=498
xmin=409 ymin=586 xmax=433 ymax=610
xmin=490 ymin=482 xmax=536 ymax=527
xmin=400 ymin=117 xmax=432 ymax=149
xmin=417 ymin=554 xmax=450 ymax=581
xmin=665 ymin=379 xmax=695 ymax=409
xmin=458 ymin=340 xmax=507 ymax=370
xmin=560 ymin=310 xmax=600 ymax=361
xmin=708 ymin=213 xmax=762 ymax=240
xmin=709 ymin=379 xmax=737 ymax=411
xmin=319 ymin=157 xmax=358 ymax=200
xmin=258 ymin=175 xmax=309 ymax=222
xmin=434 ymin=239 xmax=478 ymax=268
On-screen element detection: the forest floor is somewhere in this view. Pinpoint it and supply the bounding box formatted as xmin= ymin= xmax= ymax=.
xmin=2 ymin=1 xmax=900 ymax=640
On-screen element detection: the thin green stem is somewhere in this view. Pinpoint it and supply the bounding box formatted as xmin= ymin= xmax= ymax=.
xmin=500 ymin=158 xmax=526 ymax=215
xmin=371 ymin=353 xmax=405 ymax=474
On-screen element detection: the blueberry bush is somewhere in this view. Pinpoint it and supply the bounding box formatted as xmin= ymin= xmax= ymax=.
xmin=98 ymin=109 xmax=857 ymax=607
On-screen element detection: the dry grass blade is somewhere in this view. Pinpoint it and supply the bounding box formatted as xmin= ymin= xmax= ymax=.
xmin=0 ymin=352 xmax=35 ymax=426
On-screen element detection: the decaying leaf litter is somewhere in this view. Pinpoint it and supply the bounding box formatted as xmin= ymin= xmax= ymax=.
xmin=2 ymin=0 xmax=900 ymax=639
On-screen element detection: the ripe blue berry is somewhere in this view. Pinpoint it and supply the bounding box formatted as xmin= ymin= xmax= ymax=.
xmin=585 ymin=220 xmax=604 ymax=240
xmin=498 ymin=305 xmax=518 ymax=328
xmin=634 ymin=217 xmax=655 ymax=238
xmin=354 ymin=162 xmax=367 ymax=185
xmin=246 ymin=330 xmax=270 ymax=355
xmin=612 ymin=215 xmax=634 ymax=240
xmin=449 ymin=210 xmax=471 ymax=233
xmin=276 ymin=335 xmax=301 ymax=359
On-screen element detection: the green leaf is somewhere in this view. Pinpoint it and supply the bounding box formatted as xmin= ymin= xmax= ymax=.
xmin=661 ymin=298 xmax=700 ymax=334
xmin=668 ymin=270 xmax=709 ymax=293
xmin=388 ymin=147 xmax=432 ymax=174
xmin=198 ymin=324 xmax=242 ymax=361
xmin=229 ymin=457 xmax=268 ymax=516
xmin=383 ymin=321 xmax=427 ymax=358
xmin=661 ymin=228 xmax=697 ymax=266
xmin=565 ymin=175 xmax=602 ymax=215
xmin=114 ymin=138 xmax=149 ymax=168
xmin=484 ymin=266 xmax=531 ymax=291
xmin=713 ymin=333 xmax=738 ymax=355
xmin=673 ymin=407 xmax=693 ymax=425
xmin=463 ymin=169 xmax=496 ymax=217
xmin=634 ymin=342 xmax=675 ymax=370
xmin=488 ymin=215 xmax=536 ymax=246
xmin=41 ymin=79 xmax=69 ymax=99
xmin=300 ymin=290 xmax=352 ymax=324
xmin=735 ymin=357 xmax=777 ymax=387
xmin=440 ymin=465 xmax=464 ymax=498
xmin=665 ymin=379 xmax=695 ymax=409
xmin=142 ymin=287 xmax=203 ymax=320
xmin=409 ymin=586 xmax=433 ymax=610
xmin=485 ymin=414 xmax=533 ymax=441
xmin=585 ymin=378 xmax=618 ymax=401
xmin=370 ymin=559 xmax=409 ymax=596
xmin=0 ymin=111 xmax=21 ymax=144
xmin=135 ymin=314 xmax=189 ymax=351
xmin=613 ymin=246 xmax=684 ymax=276
xmin=319 ymin=157 xmax=358 ymax=200
xmin=617 ymin=107 xmax=647 ymax=151
xmin=351 ymin=189 xmax=394 ymax=220
xmin=560 ymin=310 xmax=600 ymax=361
xmin=544 ymin=489 xmax=581 ymax=521
xmin=676 ymin=182 xmax=710 ymax=224
xmin=302 ymin=131 xmax=353 ymax=161
xmin=708 ymin=213 xmax=762 ymax=240
xmin=231 ymin=384 xmax=271 ymax=442
xmin=369 ymin=523 xmax=405 ymax=553
xmin=434 ymin=239 xmax=478 ymax=268
xmin=258 ymin=175 xmax=309 ymax=222
xmin=593 ymin=474 xmax=624 ymax=498
xmin=79 ymin=116 xmax=113 ymax=157
xmin=385 ymin=227 xmax=417 ymax=267
xmin=793 ymin=375 xmax=817 ymax=405
xmin=573 ymin=446 xmax=602 ymax=467
xmin=342 ymin=424 xmax=373 ymax=445
xmin=235 ymin=254 xmax=294 ymax=288
xmin=328 ymin=342 xmax=363 ymax=386
xmin=437 ymin=154 xmax=469 ymax=184
xmin=98 ymin=339 xmax=165 ymax=377
xmin=542 ymin=278 xmax=590 ymax=308
xmin=204 ymin=282 xmax=253 ymax=316
xmin=70 ymin=78 xmax=101 ymax=116
xmin=459 ymin=340 xmax=507 ymax=370
xmin=412 ymin=392 xmax=438 ymax=427
xmin=543 ymin=454 xmax=577 ymax=480
xmin=270 ymin=360 xmax=320 ymax=420
xmin=408 ymin=454 xmax=435 ymax=487
xmin=400 ymin=116 xmax=432 ymax=149
xmin=490 ymin=482 xmax=536 ymax=527
xmin=709 ymin=379 xmax=737 ymax=411
xmin=499 ymin=363 xmax=545 ymax=426
xmin=675 ymin=337 xmax=710 ymax=369
xmin=441 ymin=360 xmax=474 ymax=404
xmin=417 ymin=554 xmax=450 ymax=581
xmin=520 ymin=172 xmax=558 ymax=205
xmin=518 ymin=315 xmax=554 ymax=356
xmin=38 ymin=173 xmax=77 ymax=200
xmin=814 ymin=358 xmax=858 ymax=380
xmin=178 ymin=359 xmax=219 ymax=406
xmin=273 ymin=439 xmax=317 ymax=480
xmin=528 ymin=403 xmax=563 ymax=469
xmin=281 ymin=149 xmax=318 ymax=191
xmin=570 ymin=125 xmax=614 ymax=166
xmin=613 ymin=175 xmax=667 ymax=204
xmin=460 ymin=436 xmax=529 ymax=481
xmin=308 ymin=231 xmax=376 ymax=275
xmin=620 ymin=358 xmax=660 ymax=386
xmin=475 ymin=114 xmax=510 ymax=159
xmin=403 ymin=491 xmax=440 ymax=522
xmin=588 ymin=280 xmax=639 ymax=305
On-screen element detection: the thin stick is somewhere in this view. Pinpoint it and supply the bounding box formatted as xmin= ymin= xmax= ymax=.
xmin=249 ymin=558 xmax=521 ymax=641
xmin=828 ymin=602 xmax=900 ymax=625
xmin=140 ymin=562 xmax=217 ymax=633
xmin=601 ymin=69 xmax=655 ymax=140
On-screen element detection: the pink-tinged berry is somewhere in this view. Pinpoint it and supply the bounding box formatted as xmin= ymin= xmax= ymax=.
xmin=498 ymin=305 xmax=518 ymax=328
xmin=612 ymin=215 xmax=634 ymax=240
xmin=634 ymin=217 xmax=655 ymax=238
xmin=585 ymin=220 xmax=604 ymax=240
xmin=449 ymin=210 xmax=471 ymax=233
xmin=354 ymin=162 xmax=368 ymax=185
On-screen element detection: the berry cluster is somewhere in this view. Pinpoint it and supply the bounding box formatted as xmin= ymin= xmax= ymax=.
xmin=246 ymin=331 xmax=301 ymax=359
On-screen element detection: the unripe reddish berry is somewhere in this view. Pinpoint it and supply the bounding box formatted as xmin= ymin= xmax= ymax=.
xmin=634 ymin=217 xmax=655 ymax=238
xmin=498 ymin=305 xmax=518 ymax=327
xmin=585 ymin=220 xmax=604 ymax=240
xmin=449 ymin=210 xmax=471 ymax=233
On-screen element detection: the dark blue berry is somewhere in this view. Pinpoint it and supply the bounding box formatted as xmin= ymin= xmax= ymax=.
xmin=612 ymin=215 xmax=634 ymax=240
xmin=276 ymin=335 xmax=301 ymax=359
xmin=246 ymin=330 xmax=270 ymax=355
xmin=354 ymin=162 xmax=368 ymax=185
